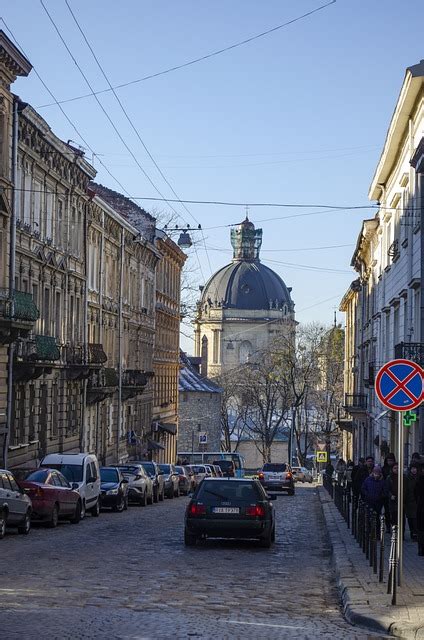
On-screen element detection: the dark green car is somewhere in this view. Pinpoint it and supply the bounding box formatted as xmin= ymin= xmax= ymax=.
xmin=184 ymin=478 xmax=276 ymax=548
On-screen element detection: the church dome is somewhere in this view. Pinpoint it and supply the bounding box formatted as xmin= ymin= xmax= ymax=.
xmin=200 ymin=218 xmax=294 ymax=312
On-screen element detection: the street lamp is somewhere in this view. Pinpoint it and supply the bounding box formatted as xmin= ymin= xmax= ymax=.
xmin=162 ymin=224 xmax=202 ymax=250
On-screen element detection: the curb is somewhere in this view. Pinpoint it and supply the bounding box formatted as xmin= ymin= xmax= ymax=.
xmin=317 ymin=487 xmax=422 ymax=639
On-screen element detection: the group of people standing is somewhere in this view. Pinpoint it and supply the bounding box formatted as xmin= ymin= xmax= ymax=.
xmin=330 ymin=454 xmax=424 ymax=556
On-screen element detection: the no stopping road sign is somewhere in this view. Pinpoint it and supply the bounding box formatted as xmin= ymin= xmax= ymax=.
xmin=375 ymin=359 xmax=424 ymax=411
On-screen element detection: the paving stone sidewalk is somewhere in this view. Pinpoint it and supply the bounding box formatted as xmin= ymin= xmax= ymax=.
xmin=319 ymin=486 xmax=424 ymax=639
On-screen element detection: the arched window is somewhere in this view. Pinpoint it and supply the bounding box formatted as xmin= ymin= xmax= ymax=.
xmin=201 ymin=335 xmax=208 ymax=377
xmin=239 ymin=340 xmax=253 ymax=364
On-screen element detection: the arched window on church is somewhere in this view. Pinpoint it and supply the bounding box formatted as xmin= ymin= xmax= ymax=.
xmin=201 ymin=335 xmax=208 ymax=377
xmin=239 ymin=340 xmax=253 ymax=364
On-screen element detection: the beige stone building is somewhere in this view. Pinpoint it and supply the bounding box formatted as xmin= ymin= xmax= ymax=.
xmin=152 ymin=231 xmax=186 ymax=463
xmin=194 ymin=218 xmax=295 ymax=378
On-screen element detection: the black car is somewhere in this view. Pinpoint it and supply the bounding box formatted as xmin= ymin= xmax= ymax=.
xmin=137 ymin=461 xmax=165 ymax=502
xmin=184 ymin=478 xmax=276 ymax=548
xmin=99 ymin=467 xmax=128 ymax=512
xmin=158 ymin=464 xmax=180 ymax=498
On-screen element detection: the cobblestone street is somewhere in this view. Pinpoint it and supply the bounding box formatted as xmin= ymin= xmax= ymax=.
xmin=1 ymin=485 xmax=388 ymax=639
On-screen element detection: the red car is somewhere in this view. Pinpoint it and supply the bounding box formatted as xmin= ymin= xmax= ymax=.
xmin=14 ymin=468 xmax=82 ymax=527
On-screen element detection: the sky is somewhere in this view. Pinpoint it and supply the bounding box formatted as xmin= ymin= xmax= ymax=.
xmin=3 ymin=0 xmax=424 ymax=353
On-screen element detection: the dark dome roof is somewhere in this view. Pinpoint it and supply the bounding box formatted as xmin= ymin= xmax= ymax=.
xmin=201 ymin=260 xmax=293 ymax=311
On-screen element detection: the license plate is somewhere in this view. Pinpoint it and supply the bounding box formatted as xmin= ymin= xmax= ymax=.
xmin=213 ymin=507 xmax=239 ymax=514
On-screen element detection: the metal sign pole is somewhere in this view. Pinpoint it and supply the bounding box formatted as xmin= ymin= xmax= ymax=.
xmin=397 ymin=410 xmax=404 ymax=586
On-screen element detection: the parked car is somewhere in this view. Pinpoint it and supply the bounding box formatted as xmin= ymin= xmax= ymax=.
xmin=204 ymin=464 xmax=216 ymax=477
xmin=187 ymin=464 xmax=209 ymax=485
xmin=158 ymin=464 xmax=180 ymax=498
xmin=99 ymin=467 xmax=129 ymax=512
xmin=184 ymin=478 xmax=276 ymax=548
xmin=183 ymin=465 xmax=196 ymax=492
xmin=116 ymin=464 xmax=153 ymax=505
xmin=175 ymin=466 xmax=192 ymax=495
xmin=14 ymin=468 xmax=82 ymax=527
xmin=40 ymin=453 xmax=101 ymax=518
xmin=0 ymin=469 xmax=32 ymax=538
xmin=212 ymin=465 xmax=224 ymax=478
xmin=136 ymin=461 xmax=165 ymax=502
xmin=213 ymin=460 xmax=235 ymax=478
xmin=292 ymin=466 xmax=313 ymax=484
xmin=258 ymin=463 xmax=294 ymax=495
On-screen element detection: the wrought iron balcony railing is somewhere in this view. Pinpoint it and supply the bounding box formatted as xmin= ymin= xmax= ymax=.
xmin=344 ymin=394 xmax=367 ymax=411
xmin=88 ymin=343 xmax=108 ymax=365
xmin=16 ymin=335 xmax=60 ymax=362
xmin=122 ymin=370 xmax=148 ymax=388
xmin=394 ymin=342 xmax=424 ymax=367
xmin=88 ymin=367 xmax=119 ymax=390
xmin=63 ymin=344 xmax=84 ymax=365
xmin=0 ymin=288 xmax=39 ymax=322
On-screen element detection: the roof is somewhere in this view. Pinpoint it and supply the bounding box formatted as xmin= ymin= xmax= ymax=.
xmin=179 ymin=352 xmax=222 ymax=393
xmin=200 ymin=260 xmax=293 ymax=311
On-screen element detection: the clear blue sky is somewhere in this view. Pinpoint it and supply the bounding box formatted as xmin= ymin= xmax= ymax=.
xmin=4 ymin=0 xmax=424 ymax=352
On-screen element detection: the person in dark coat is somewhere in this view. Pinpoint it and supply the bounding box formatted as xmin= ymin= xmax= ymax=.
xmin=361 ymin=465 xmax=387 ymax=516
xmin=414 ymin=460 xmax=424 ymax=555
xmin=386 ymin=463 xmax=406 ymax=533
xmin=354 ymin=456 xmax=374 ymax=497
xmin=405 ymin=463 xmax=419 ymax=540
xmin=382 ymin=453 xmax=397 ymax=531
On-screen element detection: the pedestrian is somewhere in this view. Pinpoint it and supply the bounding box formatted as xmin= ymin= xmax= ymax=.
xmin=325 ymin=461 xmax=334 ymax=478
xmin=345 ymin=459 xmax=354 ymax=490
xmin=414 ymin=460 xmax=424 ymax=555
xmin=361 ymin=465 xmax=387 ymax=517
xmin=355 ymin=455 xmax=374 ymax=497
xmin=385 ymin=462 xmax=406 ymax=533
xmin=382 ymin=452 xmax=396 ymax=479
xmin=335 ymin=458 xmax=346 ymax=485
xmin=405 ymin=463 xmax=419 ymax=540
xmin=382 ymin=453 xmax=397 ymax=531
xmin=411 ymin=452 xmax=422 ymax=464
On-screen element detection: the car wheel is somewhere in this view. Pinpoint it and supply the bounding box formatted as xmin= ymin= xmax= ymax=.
xmin=259 ymin=532 xmax=272 ymax=548
xmin=70 ymin=501 xmax=82 ymax=524
xmin=184 ymin=529 xmax=197 ymax=546
xmin=159 ymin=487 xmax=165 ymax=502
xmin=167 ymin=488 xmax=174 ymax=499
xmin=174 ymin=486 xmax=180 ymax=498
xmin=47 ymin=504 xmax=59 ymax=528
xmin=142 ymin=490 xmax=148 ymax=507
xmin=0 ymin=510 xmax=6 ymax=539
xmin=80 ymin=501 xmax=86 ymax=519
xmin=90 ymin=499 xmax=100 ymax=517
xmin=147 ymin=489 xmax=154 ymax=505
xmin=18 ymin=510 xmax=31 ymax=535
xmin=288 ymin=488 xmax=295 ymax=496
xmin=124 ymin=496 xmax=128 ymax=510
xmin=114 ymin=496 xmax=125 ymax=513
xmin=153 ymin=487 xmax=159 ymax=503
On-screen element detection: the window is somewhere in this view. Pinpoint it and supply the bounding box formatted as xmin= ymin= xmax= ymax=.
xmin=16 ymin=163 xmax=23 ymax=219
xmin=45 ymin=190 xmax=54 ymax=240
xmin=55 ymin=291 xmax=61 ymax=341
xmin=24 ymin=172 xmax=31 ymax=224
xmin=43 ymin=288 xmax=50 ymax=335
xmin=70 ymin=206 xmax=76 ymax=254
xmin=56 ymin=199 xmax=64 ymax=248
xmin=33 ymin=180 xmax=41 ymax=232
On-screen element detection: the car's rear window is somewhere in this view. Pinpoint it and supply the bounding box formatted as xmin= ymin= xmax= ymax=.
xmin=262 ymin=463 xmax=287 ymax=472
xmin=23 ymin=469 xmax=49 ymax=483
xmin=118 ymin=466 xmax=140 ymax=475
xmin=192 ymin=465 xmax=206 ymax=473
xmin=196 ymin=480 xmax=261 ymax=503
xmin=213 ymin=460 xmax=234 ymax=470
xmin=140 ymin=463 xmax=155 ymax=474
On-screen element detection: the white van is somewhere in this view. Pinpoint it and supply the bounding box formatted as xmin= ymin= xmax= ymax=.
xmin=40 ymin=453 xmax=101 ymax=518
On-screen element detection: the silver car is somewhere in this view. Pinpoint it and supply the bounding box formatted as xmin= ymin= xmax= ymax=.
xmin=116 ymin=464 xmax=153 ymax=506
xmin=0 ymin=469 xmax=32 ymax=537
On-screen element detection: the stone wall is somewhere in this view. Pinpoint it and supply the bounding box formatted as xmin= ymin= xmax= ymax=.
xmin=178 ymin=390 xmax=221 ymax=453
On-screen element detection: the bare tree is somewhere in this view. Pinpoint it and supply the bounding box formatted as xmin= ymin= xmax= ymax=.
xmin=216 ymin=367 xmax=248 ymax=453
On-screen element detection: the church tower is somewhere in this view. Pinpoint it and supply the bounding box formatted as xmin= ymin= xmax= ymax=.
xmin=194 ymin=217 xmax=295 ymax=378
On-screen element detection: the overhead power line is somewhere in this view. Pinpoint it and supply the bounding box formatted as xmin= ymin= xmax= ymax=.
xmin=37 ymin=0 xmax=336 ymax=109
xmin=63 ymin=0 xmax=213 ymax=279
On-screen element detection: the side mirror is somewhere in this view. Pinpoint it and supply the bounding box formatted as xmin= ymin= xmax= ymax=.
xmin=72 ymin=482 xmax=79 ymax=490
xmin=87 ymin=477 xmax=96 ymax=484
xmin=188 ymin=492 xmax=194 ymax=498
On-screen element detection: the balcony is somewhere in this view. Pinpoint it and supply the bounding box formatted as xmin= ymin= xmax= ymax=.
xmin=394 ymin=342 xmax=424 ymax=367
xmin=14 ymin=335 xmax=60 ymax=381
xmin=0 ymin=288 xmax=39 ymax=344
xmin=63 ymin=345 xmax=90 ymax=380
xmin=88 ymin=343 xmax=108 ymax=365
xmin=87 ymin=367 xmax=118 ymax=404
xmin=122 ymin=369 xmax=148 ymax=401
xmin=335 ymin=407 xmax=353 ymax=432
xmin=344 ymin=394 xmax=367 ymax=413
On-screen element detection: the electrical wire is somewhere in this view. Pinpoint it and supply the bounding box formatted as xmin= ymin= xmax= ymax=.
xmin=37 ymin=0 xmax=336 ymax=109
xmin=202 ymin=242 xmax=354 ymax=253
xmin=63 ymin=0 xmax=214 ymax=279
xmin=0 ymin=17 xmax=132 ymax=198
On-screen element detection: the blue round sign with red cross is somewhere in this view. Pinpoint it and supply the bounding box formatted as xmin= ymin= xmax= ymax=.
xmin=375 ymin=359 xmax=424 ymax=411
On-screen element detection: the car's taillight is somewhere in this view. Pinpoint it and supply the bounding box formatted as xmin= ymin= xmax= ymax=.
xmin=286 ymin=472 xmax=293 ymax=479
xmin=258 ymin=472 xmax=264 ymax=480
xmin=35 ymin=486 xmax=44 ymax=497
xmin=246 ymin=505 xmax=266 ymax=517
xmin=179 ymin=474 xmax=185 ymax=479
xmin=189 ymin=503 xmax=206 ymax=516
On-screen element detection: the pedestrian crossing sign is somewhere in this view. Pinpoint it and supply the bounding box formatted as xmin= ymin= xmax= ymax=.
xmin=316 ymin=451 xmax=327 ymax=463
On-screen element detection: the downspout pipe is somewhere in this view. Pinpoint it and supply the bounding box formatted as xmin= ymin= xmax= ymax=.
xmin=80 ymin=200 xmax=89 ymax=451
xmin=3 ymin=98 xmax=18 ymax=467
xmin=117 ymin=227 xmax=124 ymax=462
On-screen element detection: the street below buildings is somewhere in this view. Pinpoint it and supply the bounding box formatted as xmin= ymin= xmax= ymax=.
xmin=1 ymin=485 xmax=388 ymax=639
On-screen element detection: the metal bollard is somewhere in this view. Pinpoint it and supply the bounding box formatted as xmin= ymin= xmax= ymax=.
xmin=387 ymin=525 xmax=398 ymax=605
xmin=370 ymin=511 xmax=378 ymax=573
xmin=346 ymin=488 xmax=351 ymax=529
xmin=363 ymin=506 xmax=369 ymax=556
xmin=379 ymin=513 xmax=385 ymax=583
